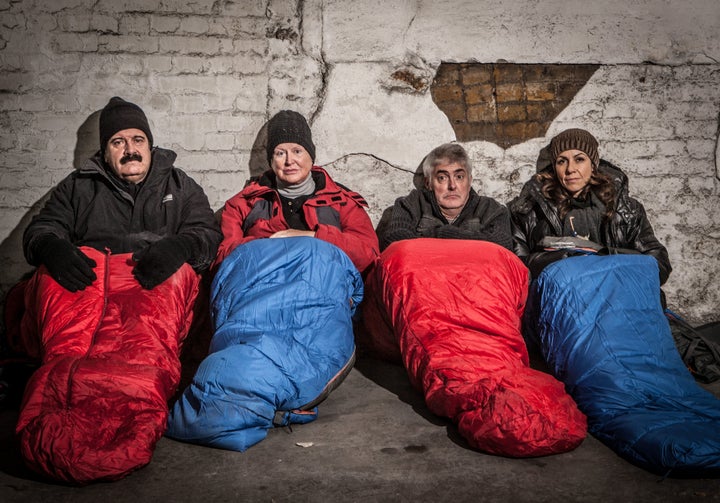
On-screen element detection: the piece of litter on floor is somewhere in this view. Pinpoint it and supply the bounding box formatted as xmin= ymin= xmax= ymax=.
xmin=296 ymin=441 xmax=314 ymax=448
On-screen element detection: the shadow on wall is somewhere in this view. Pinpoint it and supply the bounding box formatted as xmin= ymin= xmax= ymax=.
xmin=374 ymin=157 xmax=428 ymax=240
xmin=210 ymin=118 xmax=269 ymax=224
xmin=0 ymin=109 xmax=271 ymax=303
xmin=249 ymin=122 xmax=270 ymax=179
xmin=0 ymin=191 xmax=52 ymax=291
xmin=74 ymin=111 xmax=101 ymax=171
xmin=0 ymin=111 xmax=102 ymax=312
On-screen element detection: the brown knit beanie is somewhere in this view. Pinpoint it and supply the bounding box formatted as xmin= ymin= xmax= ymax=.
xmin=266 ymin=110 xmax=316 ymax=162
xmin=99 ymin=97 xmax=153 ymax=152
xmin=549 ymin=128 xmax=599 ymax=168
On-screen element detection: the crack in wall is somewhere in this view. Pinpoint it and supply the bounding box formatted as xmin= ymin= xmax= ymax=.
xmin=308 ymin=0 xmax=328 ymax=125
xmin=403 ymin=11 xmax=417 ymax=42
xmin=701 ymin=52 xmax=719 ymax=64
xmin=716 ymin=112 xmax=720 ymax=181
xmin=330 ymin=152 xmax=407 ymax=173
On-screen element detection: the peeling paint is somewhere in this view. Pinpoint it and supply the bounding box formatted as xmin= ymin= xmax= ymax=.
xmin=1 ymin=0 xmax=720 ymax=326
xmin=388 ymin=69 xmax=429 ymax=93
xmin=430 ymin=63 xmax=599 ymax=148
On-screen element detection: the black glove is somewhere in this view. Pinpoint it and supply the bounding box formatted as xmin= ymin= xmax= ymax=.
xmin=528 ymin=249 xmax=570 ymax=280
xmin=34 ymin=236 xmax=97 ymax=292
xmin=132 ymin=236 xmax=192 ymax=289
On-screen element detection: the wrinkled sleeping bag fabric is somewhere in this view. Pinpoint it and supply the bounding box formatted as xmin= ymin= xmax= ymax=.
xmin=15 ymin=247 xmax=200 ymax=484
xmin=362 ymin=238 xmax=587 ymax=457
xmin=166 ymin=237 xmax=362 ymax=451
xmin=528 ymin=254 xmax=720 ymax=477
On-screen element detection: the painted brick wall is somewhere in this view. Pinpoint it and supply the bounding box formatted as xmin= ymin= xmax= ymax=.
xmin=1 ymin=0 xmax=719 ymax=324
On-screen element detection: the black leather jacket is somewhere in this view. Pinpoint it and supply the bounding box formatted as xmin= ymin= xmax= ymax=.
xmin=508 ymin=160 xmax=671 ymax=285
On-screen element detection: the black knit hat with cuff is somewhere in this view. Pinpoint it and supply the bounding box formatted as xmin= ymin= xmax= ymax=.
xmin=99 ymin=97 xmax=153 ymax=152
xmin=265 ymin=110 xmax=316 ymax=162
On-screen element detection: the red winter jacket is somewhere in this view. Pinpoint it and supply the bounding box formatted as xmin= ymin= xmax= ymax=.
xmin=216 ymin=167 xmax=379 ymax=274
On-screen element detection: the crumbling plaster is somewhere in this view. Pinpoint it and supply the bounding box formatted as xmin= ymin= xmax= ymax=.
xmin=310 ymin=0 xmax=720 ymax=324
xmin=0 ymin=0 xmax=718 ymax=323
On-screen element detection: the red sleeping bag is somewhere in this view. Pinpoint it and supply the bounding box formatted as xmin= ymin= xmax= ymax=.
xmin=363 ymin=238 xmax=586 ymax=457
xmin=13 ymin=247 xmax=200 ymax=484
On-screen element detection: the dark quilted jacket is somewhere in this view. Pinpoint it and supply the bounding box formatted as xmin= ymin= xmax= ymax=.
xmin=23 ymin=148 xmax=222 ymax=272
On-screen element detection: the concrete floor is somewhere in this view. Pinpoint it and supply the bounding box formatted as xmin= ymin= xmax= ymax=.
xmin=1 ymin=350 xmax=719 ymax=503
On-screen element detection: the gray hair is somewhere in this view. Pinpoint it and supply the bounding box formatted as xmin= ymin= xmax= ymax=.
xmin=421 ymin=143 xmax=472 ymax=179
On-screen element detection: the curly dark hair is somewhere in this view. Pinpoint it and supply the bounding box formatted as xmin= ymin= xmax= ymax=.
xmin=535 ymin=166 xmax=616 ymax=221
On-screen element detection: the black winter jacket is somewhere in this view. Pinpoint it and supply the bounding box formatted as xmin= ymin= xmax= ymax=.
xmin=24 ymin=148 xmax=222 ymax=272
xmin=379 ymin=187 xmax=513 ymax=251
xmin=508 ymin=160 xmax=671 ymax=285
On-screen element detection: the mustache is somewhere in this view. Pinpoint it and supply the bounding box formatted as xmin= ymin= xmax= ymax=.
xmin=120 ymin=153 xmax=143 ymax=164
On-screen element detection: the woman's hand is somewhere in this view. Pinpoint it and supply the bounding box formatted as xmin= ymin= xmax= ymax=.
xmin=269 ymin=229 xmax=316 ymax=239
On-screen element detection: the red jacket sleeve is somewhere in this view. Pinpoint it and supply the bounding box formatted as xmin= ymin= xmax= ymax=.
xmin=314 ymin=199 xmax=379 ymax=275
xmin=215 ymin=194 xmax=259 ymax=266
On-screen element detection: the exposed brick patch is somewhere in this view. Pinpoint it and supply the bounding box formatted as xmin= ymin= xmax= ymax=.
xmin=431 ymin=63 xmax=599 ymax=148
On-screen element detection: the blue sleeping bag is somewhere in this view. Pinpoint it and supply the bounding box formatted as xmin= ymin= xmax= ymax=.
xmin=527 ymin=254 xmax=720 ymax=477
xmin=166 ymin=237 xmax=363 ymax=451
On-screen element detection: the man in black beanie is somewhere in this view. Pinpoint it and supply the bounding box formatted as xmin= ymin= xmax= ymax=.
xmin=23 ymin=96 xmax=222 ymax=291
xmin=5 ymin=98 xmax=223 ymax=483
xmin=100 ymin=96 xmax=154 ymax=152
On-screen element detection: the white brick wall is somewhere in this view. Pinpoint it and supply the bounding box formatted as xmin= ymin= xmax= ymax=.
xmin=1 ymin=0 xmax=719 ymax=324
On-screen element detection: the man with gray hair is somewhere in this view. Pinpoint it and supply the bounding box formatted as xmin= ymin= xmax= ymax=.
xmin=362 ymin=144 xmax=586 ymax=457
xmin=379 ymin=142 xmax=513 ymax=251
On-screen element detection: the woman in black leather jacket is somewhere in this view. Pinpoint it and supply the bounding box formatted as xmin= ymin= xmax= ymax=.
xmin=508 ymin=128 xmax=671 ymax=285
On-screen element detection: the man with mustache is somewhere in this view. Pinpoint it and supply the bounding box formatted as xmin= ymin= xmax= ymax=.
xmin=4 ymin=97 xmax=222 ymax=483
xmin=378 ymin=142 xmax=513 ymax=250
xmin=23 ymin=96 xmax=222 ymax=290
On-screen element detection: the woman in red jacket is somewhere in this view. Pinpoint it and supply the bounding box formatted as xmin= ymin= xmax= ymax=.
xmin=216 ymin=110 xmax=378 ymax=274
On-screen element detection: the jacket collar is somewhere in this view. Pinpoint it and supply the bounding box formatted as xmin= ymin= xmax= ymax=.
xmin=248 ymin=167 xmax=337 ymax=197
xmin=422 ymin=187 xmax=480 ymax=221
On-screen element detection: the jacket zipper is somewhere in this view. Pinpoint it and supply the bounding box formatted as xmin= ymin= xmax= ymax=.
xmin=64 ymin=251 xmax=110 ymax=410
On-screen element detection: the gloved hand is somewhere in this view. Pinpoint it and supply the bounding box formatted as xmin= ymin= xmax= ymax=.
xmin=132 ymin=236 xmax=192 ymax=289
xmin=528 ymin=249 xmax=570 ymax=280
xmin=34 ymin=235 xmax=97 ymax=292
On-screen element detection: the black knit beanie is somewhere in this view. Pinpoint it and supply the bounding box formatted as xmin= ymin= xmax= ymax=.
xmin=549 ymin=128 xmax=599 ymax=168
xmin=266 ymin=110 xmax=316 ymax=162
xmin=99 ymin=97 xmax=153 ymax=152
